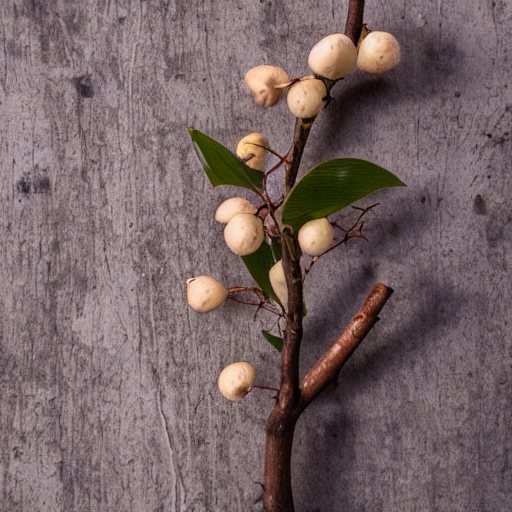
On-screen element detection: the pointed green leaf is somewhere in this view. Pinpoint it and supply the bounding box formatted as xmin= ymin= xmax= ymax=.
xmin=262 ymin=330 xmax=283 ymax=352
xmin=281 ymin=158 xmax=405 ymax=230
xmin=241 ymin=241 xmax=278 ymax=300
xmin=189 ymin=128 xmax=264 ymax=191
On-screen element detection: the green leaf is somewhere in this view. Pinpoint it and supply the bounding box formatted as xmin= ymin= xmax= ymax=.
xmin=262 ymin=330 xmax=283 ymax=352
xmin=270 ymin=237 xmax=282 ymax=262
xmin=188 ymin=128 xmax=264 ymax=191
xmin=241 ymin=241 xmax=278 ymax=300
xmin=281 ymin=158 xmax=405 ymax=230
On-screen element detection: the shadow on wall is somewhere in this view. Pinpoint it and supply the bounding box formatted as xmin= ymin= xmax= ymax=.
xmin=294 ymin=279 xmax=473 ymax=511
xmin=311 ymin=28 xmax=463 ymax=161
xmin=301 ymin=190 xmax=434 ymax=348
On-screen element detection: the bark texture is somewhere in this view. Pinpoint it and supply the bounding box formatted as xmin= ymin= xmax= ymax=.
xmin=1 ymin=0 xmax=511 ymax=511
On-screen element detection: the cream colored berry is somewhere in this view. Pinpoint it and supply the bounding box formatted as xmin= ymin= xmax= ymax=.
xmin=357 ymin=31 xmax=401 ymax=74
xmin=215 ymin=198 xmax=257 ymax=224
xmin=308 ymin=33 xmax=357 ymax=80
xmin=217 ymin=362 xmax=256 ymax=401
xmin=244 ymin=65 xmax=290 ymax=108
xmin=186 ymin=276 xmax=228 ymax=313
xmin=224 ymin=213 xmax=264 ymax=256
xmin=236 ymin=133 xmax=269 ymax=171
xmin=287 ymin=78 xmax=327 ymax=119
xmin=298 ymin=218 xmax=333 ymax=256
xmin=269 ymin=260 xmax=288 ymax=309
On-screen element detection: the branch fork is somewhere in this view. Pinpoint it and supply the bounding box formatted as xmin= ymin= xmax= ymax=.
xmin=261 ymin=2 xmax=396 ymax=511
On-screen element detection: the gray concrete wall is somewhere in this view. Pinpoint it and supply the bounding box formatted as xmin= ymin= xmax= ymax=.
xmin=0 ymin=0 xmax=510 ymax=511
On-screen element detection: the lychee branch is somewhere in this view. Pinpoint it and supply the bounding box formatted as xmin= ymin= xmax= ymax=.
xmin=284 ymin=120 xmax=312 ymax=193
xmin=283 ymin=0 xmax=365 ymax=195
xmin=300 ymin=283 xmax=393 ymax=410
xmin=263 ymin=2 xmax=369 ymax=510
xmin=345 ymin=0 xmax=366 ymax=45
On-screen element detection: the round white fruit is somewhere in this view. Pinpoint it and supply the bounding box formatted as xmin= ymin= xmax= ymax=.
xmin=308 ymin=33 xmax=357 ymax=80
xmin=236 ymin=133 xmax=269 ymax=171
xmin=287 ymin=78 xmax=327 ymax=119
xmin=215 ymin=198 xmax=257 ymax=224
xmin=298 ymin=218 xmax=333 ymax=256
xmin=244 ymin=65 xmax=290 ymax=108
xmin=356 ymin=31 xmax=401 ymax=74
xmin=186 ymin=275 xmax=228 ymax=313
xmin=218 ymin=361 xmax=256 ymax=401
xmin=224 ymin=213 xmax=264 ymax=256
xmin=269 ymin=260 xmax=288 ymax=309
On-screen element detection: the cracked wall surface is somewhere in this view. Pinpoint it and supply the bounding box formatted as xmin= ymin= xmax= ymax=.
xmin=0 ymin=0 xmax=511 ymax=510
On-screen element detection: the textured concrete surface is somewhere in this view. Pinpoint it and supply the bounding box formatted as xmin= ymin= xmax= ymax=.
xmin=0 ymin=0 xmax=510 ymax=511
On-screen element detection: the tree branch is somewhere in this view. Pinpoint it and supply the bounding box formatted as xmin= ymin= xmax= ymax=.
xmin=278 ymin=229 xmax=304 ymax=407
xmin=345 ymin=0 xmax=366 ymax=45
xmin=284 ymin=119 xmax=312 ymax=193
xmin=264 ymin=1 xmax=368 ymax=510
xmin=300 ymin=283 xmax=393 ymax=410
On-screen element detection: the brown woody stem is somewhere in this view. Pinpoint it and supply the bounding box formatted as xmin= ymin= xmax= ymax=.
xmin=264 ymin=229 xmax=304 ymax=512
xmin=345 ymin=0 xmax=366 ymax=45
xmin=263 ymin=1 xmax=367 ymax=511
xmin=284 ymin=120 xmax=312 ymax=193
xmin=300 ymin=283 xmax=393 ymax=410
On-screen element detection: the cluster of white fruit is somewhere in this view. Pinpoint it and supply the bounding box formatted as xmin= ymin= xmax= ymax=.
xmin=186 ymin=205 xmax=334 ymax=400
xmin=186 ymin=27 xmax=400 ymax=402
xmin=245 ymin=29 xmax=400 ymax=119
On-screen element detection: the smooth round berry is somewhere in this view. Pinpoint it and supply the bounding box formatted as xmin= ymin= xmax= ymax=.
xmin=298 ymin=218 xmax=333 ymax=256
xmin=269 ymin=260 xmax=288 ymax=309
xmin=287 ymin=78 xmax=327 ymax=119
xmin=236 ymin=133 xmax=269 ymax=171
xmin=186 ymin=276 xmax=228 ymax=313
xmin=357 ymin=31 xmax=401 ymax=74
xmin=215 ymin=198 xmax=257 ymax=224
xmin=218 ymin=362 xmax=256 ymax=401
xmin=224 ymin=213 xmax=264 ymax=256
xmin=308 ymin=33 xmax=357 ymax=80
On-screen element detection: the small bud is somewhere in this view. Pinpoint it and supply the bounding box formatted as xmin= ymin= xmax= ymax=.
xmin=269 ymin=260 xmax=288 ymax=309
xmin=218 ymin=361 xmax=256 ymax=401
xmin=308 ymin=33 xmax=357 ymax=80
xmin=187 ymin=276 xmax=228 ymax=313
xmin=224 ymin=213 xmax=264 ymax=256
xmin=286 ymin=78 xmax=327 ymax=119
xmin=215 ymin=198 xmax=257 ymax=224
xmin=236 ymin=133 xmax=269 ymax=171
xmin=298 ymin=218 xmax=333 ymax=256
xmin=244 ymin=65 xmax=290 ymax=108
xmin=356 ymin=31 xmax=401 ymax=74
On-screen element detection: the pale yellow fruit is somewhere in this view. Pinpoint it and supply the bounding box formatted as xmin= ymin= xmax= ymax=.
xmin=308 ymin=33 xmax=357 ymax=80
xmin=269 ymin=260 xmax=288 ymax=309
xmin=224 ymin=213 xmax=264 ymax=256
xmin=298 ymin=218 xmax=333 ymax=256
xmin=286 ymin=78 xmax=327 ymax=119
xmin=357 ymin=31 xmax=401 ymax=74
xmin=218 ymin=362 xmax=256 ymax=401
xmin=186 ymin=276 xmax=228 ymax=313
xmin=236 ymin=133 xmax=269 ymax=171
xmin=215 ymin=198 xmax=257 ymax=224
xmin=244 ymin=65 xmax=290 ymax=108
